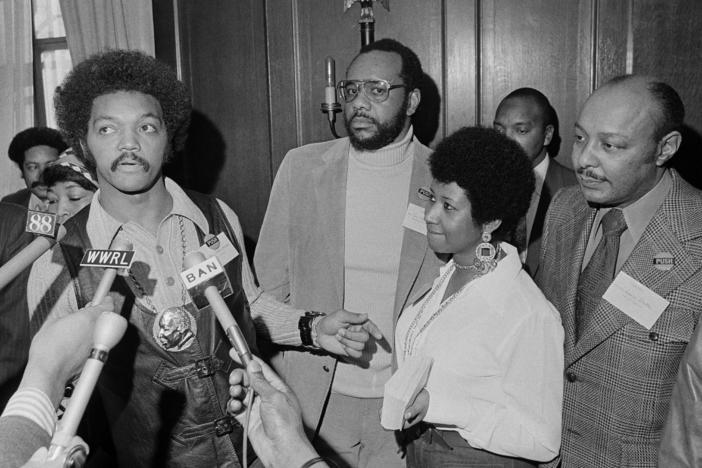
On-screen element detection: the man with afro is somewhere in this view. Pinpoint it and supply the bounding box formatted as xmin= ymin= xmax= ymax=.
xmin=25 ymin=49 xmax=375 ymax=467
xmin=2 ymin=126 xmax=67 ymax=209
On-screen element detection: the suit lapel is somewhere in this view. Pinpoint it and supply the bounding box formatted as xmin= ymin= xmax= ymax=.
xmin=568 ymin=173 xmax=702 ymax=365
xmin=311 ymin=141 xmax=350 ymax=307
xmin=393 ymin=145 xmax=436 ymax=323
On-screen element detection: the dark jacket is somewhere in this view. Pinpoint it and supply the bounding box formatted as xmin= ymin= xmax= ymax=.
xmin=0 ymin=202 xmax=34 ymax=411
xmin=0 ymin=188 xmax=31 ymax=208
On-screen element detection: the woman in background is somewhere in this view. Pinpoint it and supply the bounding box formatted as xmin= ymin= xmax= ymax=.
xmin=26 ymin=149 xmax=98 ymax=333
xmin=43 ymin=149 xmax=98 ymax=223
xmin=395 ymin=127 xmax=564 ymax=467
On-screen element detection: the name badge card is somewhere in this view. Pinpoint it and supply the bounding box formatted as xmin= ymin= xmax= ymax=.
xmin=603 ymin=272 xmax=669 ymax=329
xmin=402 ymin=203 xmax=427 ymax=236
xmin=197 ymin=232 xmax=239 ymax=266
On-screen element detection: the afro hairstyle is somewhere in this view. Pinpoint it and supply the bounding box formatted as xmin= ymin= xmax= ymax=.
xmin=429 ymin=126 xmax=535 ymax=241
xmin=8 ymin=127 xmax=67 ymax=166
xmin=54 ymin=49 xmax=191 ymax=165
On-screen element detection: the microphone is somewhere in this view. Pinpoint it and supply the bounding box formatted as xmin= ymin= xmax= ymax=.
xmin=321 ymin=56 xmax=341 ymax=138
xmin=47 ymin=311 xmax=128 ymax=465
xmin=46 ymin=237 xmax=133 ymax=465
xmin=182 ymin=251 xmax=253 ymax=366
xmin=0 ymin=224 xmax=67 ymax=291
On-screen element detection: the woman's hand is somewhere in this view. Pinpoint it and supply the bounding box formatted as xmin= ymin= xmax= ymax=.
xmin=403 ymin=388 xmax=430 ymax=429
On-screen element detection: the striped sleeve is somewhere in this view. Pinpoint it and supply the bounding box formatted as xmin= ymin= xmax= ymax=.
xmin=1 ymin=387 xmax=57 ymax=437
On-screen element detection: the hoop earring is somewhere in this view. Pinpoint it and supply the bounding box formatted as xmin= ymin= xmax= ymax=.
xmin=474 ymin=230 xmax=497 ymax=274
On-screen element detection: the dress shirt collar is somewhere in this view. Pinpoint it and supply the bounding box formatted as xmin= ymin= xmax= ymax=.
xmin=532 ymin=155 xmax=550 ymax=188
xmin=86 ymin=177 xmax=210 ymax=248
xmin=29 ymin=192 xmax=46 ymax=211
xmin=592 ymin=169 xmax=672 ymax=246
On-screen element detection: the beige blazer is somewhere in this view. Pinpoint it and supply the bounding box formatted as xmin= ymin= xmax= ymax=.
xmin=254 ymin=136 xmax=442 ymax=434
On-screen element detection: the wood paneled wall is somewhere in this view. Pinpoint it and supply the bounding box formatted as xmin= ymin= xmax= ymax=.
xmin=154 ymin=0 xmax=702 ymax=243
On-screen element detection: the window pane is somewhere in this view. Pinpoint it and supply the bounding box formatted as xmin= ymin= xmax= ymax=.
xmin=33 ymin=0 xmax=66 ymax=39
xmin=40 ymin=49 xmax=72 ymax=128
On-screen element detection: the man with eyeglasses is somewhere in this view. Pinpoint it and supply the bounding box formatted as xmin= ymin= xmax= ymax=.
xmin=255 ymin=38 xmax=443 ymax=467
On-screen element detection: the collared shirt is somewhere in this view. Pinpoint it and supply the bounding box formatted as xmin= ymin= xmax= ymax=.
xmin=395 ymin=243 xmax=564 ymax=462
xmin=28 ymin=177 xmax=305 ymax=345
xmin=29 ymin=192 xmax=47 ymax=211
xmin=583 ymin=170 xmax=673 ymax=272
xmin=519 ymin=157 xmax=550 ymax=262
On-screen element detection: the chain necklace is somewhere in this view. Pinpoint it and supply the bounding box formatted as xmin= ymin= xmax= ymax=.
xmin=403 ymin=262 xmax=479 ymax=359
xmin=124 ymin=215 xmax=200 ymax=352
xmin=125 ymin=215 xmax=189 ymax=311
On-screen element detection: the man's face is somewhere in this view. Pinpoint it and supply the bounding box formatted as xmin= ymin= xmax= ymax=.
xmin=85 ymin=91 xmax=169 ymax=195
xmin=343 ymin=50 xmax=413 ymax=150
xmin=22 ymin=145 xmax=60 ymax=200
xmin=572 ymin=83 xmax=664 ymax=207
xmin=158 ymin=313 xmax=183 ymax=348
xmin=493 ymin=97 xmax=552 ymax=167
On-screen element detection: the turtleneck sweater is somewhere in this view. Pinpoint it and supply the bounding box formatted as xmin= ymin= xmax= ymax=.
xmin=333 ymin=127 xmax=416 ymax=397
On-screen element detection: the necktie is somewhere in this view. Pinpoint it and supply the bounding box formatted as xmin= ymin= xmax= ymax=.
xmin=575 ymin=209 xmax=628 ymax=341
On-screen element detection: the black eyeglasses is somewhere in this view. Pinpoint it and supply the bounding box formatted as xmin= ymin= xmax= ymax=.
xmin=336 ymin=79 xmax=406 ymax=103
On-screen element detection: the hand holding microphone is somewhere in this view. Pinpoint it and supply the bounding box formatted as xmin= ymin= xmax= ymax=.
xmin=16 ymin=297 xmax=117 ymax=468
xmin=44 ymin=238 xmax=133 ymax=466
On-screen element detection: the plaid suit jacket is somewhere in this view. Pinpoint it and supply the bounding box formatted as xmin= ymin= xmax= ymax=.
xmin=536 ymin=170 xmax=702 ymax=467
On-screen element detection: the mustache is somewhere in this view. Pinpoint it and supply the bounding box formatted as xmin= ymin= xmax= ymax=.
xmin=111 ymin=152 xmax=150 ymax=172
xmin=30 ymin=181 xmax=46 ymax=189
xmin=350 ymin=111 xmax=377 ymax=124
xmin=576 ymin=168 xmax=606 ymax=181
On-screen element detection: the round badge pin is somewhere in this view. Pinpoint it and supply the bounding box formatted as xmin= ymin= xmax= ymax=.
xmin=204 ymin=233 xmax=221 ymax=251
xmin=152 ymin=306 xmax=197 ymax=352
xmin=653 ymin=252 xmax=675 ymax=271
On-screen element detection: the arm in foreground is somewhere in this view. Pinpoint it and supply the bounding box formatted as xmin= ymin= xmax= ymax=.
xmin=228 ymin=355 xmax=329 ymax=468
xmin=0 ymin=298 xmax=114 ymax=468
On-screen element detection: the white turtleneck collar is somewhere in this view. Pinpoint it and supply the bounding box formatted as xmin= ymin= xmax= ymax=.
xmin=348 ymin=126 xmax=415 ymax=167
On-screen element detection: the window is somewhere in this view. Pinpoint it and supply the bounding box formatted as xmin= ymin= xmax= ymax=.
xmin=32 ymin=0 xmax=72 ymax=128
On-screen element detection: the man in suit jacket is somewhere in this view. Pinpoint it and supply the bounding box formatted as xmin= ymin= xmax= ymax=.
xmin=1 ymin=127 xmax=67 ymax=210
xmin=493 ymin=88 xmax=577 ymax=277
xmin=255 ymin=38 xmax=442 ymax=467
xmin=536 ymin=75 xmax=702 ymax=467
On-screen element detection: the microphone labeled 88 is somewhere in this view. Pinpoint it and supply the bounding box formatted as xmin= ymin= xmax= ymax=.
xmin=25 ymin=210 xmax=59 ymax=237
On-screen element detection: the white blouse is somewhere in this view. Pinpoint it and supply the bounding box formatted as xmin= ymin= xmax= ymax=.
xmin=395 ymin=242 xmax=564 ymax=462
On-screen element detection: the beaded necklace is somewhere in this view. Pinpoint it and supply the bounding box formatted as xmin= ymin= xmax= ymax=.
xmin=402 ymin=246 xmax=504 ymax=359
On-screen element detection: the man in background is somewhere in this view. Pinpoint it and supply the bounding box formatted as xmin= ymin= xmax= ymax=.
xmin=255 ymin=38 xmax=443 ymax=467
xmin=2 ymin=127 xmax=67 ymax=210
xmin=537 ymin=75 xmax=702 ymax=467
xmin=493 ymin=87 xmax=576 ymax=276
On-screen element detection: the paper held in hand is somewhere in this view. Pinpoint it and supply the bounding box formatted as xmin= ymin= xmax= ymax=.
xmin=381 ymin=355 xmax=433 ymax=430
